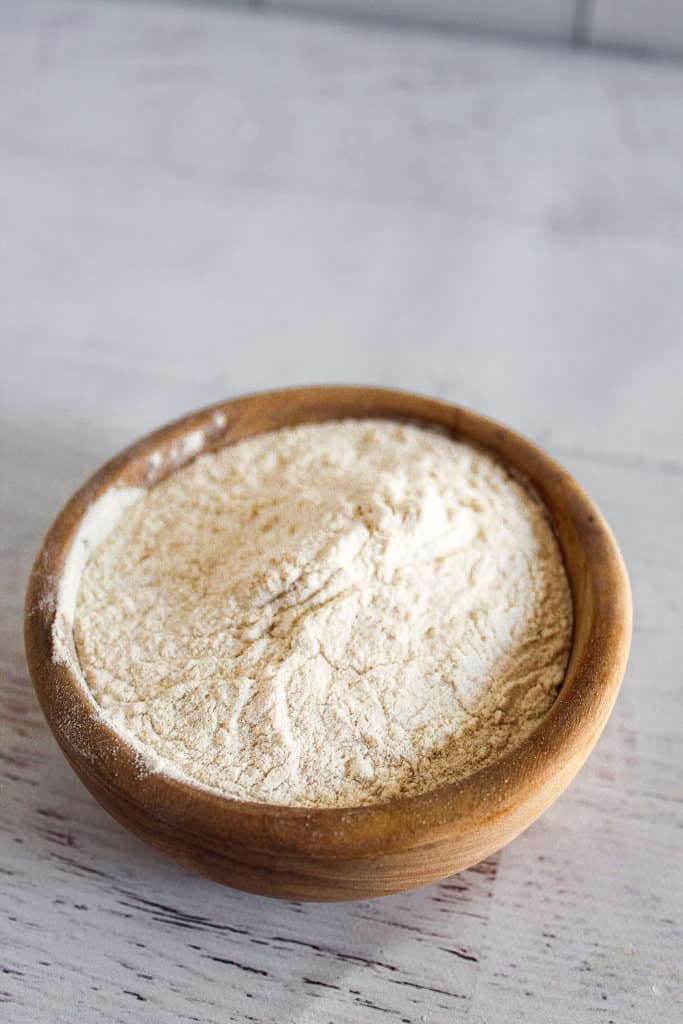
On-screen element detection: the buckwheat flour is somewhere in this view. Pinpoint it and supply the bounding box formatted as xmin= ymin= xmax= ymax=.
xmin=72 ymin=420 xmax=573 ymax=807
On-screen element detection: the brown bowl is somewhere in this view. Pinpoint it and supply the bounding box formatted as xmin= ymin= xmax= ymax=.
xmin=24 ymin=386 xmax=632 ymax=901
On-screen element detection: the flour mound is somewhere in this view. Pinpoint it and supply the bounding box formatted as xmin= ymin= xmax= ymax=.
xmin=74 ymin=420 xmax=573 ymax=807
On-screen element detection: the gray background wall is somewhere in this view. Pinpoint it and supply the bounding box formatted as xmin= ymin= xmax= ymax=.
xmin=213 ymin=0 xmax=683 ymax=58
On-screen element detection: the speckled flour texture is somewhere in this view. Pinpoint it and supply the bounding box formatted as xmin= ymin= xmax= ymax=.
xmin=73 ymin=420 xmax=573 ymax=807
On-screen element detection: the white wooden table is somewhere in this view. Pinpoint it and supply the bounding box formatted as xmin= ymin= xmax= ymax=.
xmin=2 ymin=2 xmax=682 ymax=1021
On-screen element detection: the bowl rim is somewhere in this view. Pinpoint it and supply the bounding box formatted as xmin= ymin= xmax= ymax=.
xmin=24 ymin=385 xmax=632 ymax=861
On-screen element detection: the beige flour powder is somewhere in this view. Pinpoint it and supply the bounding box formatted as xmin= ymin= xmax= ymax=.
xmin=73 ymin=420 xmax=573 ymax=807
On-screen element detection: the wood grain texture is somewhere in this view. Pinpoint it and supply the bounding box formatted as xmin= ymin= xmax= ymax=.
xmin=2 ymin=0 xmax=682 ymax=1019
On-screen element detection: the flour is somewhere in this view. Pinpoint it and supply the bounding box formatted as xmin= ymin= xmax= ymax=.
xmin=53 ymin=486 xmax=145 ymax=669
xmin=72 ymin=419 xmax=573 ymax=807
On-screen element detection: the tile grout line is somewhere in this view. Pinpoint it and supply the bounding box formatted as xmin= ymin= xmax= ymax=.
xmin=572 ymin=0 xmax=596 ymax=47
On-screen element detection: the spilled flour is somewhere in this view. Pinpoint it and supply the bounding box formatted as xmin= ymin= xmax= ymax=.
xmin=73 ymin=419 xmax=573 ymax=807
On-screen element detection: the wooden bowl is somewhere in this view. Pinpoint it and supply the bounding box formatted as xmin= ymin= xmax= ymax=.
xmin=24 ymin=387 xmax=632 ymax=901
